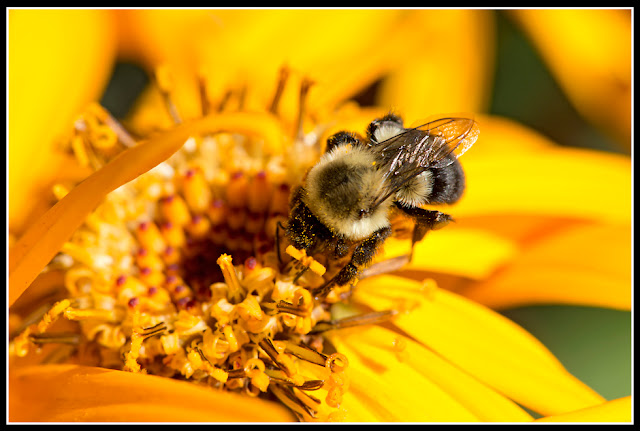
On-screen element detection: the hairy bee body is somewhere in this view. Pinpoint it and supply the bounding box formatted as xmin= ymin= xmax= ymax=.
xmin=284 ymin=113 xmax=478 ymax=294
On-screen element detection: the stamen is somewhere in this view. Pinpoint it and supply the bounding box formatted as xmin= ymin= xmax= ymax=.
xmin=271 ymin=384 xmax=318 ymax=419
xmin=295 ymin=77 xmax=315 ymax=142
xmin=256 ymin=336 xmax=294 ymax=377
xmin=269 ymin=66 xmax=290 ymax=114
xmin=286 ymin=245 xmax=327 ymax=277
xmin=311 ymin=310 xmax=398 ymax=333
xmin=70 ymin=134 xmax=90 ymax=167
xmin=21 ymin=332 xmax=78 ymax=353
xmin=217 ymin=254 xmax=244 ymax=303
xmin=326 ymin=353 xmax=349 ymax=373
xmin=154 ymin=65 xmax=182 ymax=124
xmin=198 ymin=75 xmax=211 ymax=116
xmin=283 ymin=340 xmax=328 ymax=367
xmin=64 ymin=308 xmax=118 ymax=322
xmin=85 ymin=102 xmax=137 ymax=148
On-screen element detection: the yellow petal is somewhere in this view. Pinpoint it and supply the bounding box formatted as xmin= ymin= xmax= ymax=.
xmin=511 ymin=9 xmax=631 ymax=149
xmin=463 ymin=115 xmax=556 ymax=159
xmin=381 ymin=227 xmax=518 ymax=280
xmin=9 ymin=112 xmax=285 ymax=307
xmin=455 ymin=146 xmax=631 ymax=225
xmin=9 ymin=364 xmax=293 ymax=422
xmin=330 ymin=326 xmax=533 ymax=422
xmin=378 ymin=10 xmax=495 ymax=120
xmin=535 ymin=396 xmax=631 ymax=423
xmin=353 ymin=276 xmax=605 ymax=416
xmin=9 ymin=9 xmax=116 ymax=236
xmin=458 ymin=222 xmax=631 ymax=310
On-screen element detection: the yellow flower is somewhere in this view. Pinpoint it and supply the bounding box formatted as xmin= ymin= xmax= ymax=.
xmin=8 ymin=9 xmax=630 ymax=423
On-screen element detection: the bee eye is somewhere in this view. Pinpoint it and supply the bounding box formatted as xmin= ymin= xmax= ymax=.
xmin=358 ymin=208 xmax=368 ymax=218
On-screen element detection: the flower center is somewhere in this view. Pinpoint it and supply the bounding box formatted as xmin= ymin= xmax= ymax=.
xmin=10 ymin=67 xmax=396 ymax=422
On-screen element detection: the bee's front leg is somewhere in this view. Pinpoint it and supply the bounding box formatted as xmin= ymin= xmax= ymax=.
xmin=312 ymin=226 xmax=392 ymax=298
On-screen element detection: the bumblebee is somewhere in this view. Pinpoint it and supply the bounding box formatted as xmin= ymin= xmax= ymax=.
xmin=284 ymin=113 xmax=478 ymax=296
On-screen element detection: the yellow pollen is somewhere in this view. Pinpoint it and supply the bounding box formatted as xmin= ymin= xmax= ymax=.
xmin=64 ymin=308 xmax=117 ymax=322
xmin=286 ymin=245 xmax=327 ymax=276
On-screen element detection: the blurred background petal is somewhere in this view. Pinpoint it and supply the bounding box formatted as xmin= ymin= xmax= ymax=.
xmin=8 ymin=9 xmax=117 ymax=236
xmin=510 ymin=9 xmax=631 ymax=150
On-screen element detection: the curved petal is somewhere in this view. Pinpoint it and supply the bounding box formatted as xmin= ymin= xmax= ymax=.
xmin=457 ymin=222 xmax=631 ymax=310
xmin=353 ymin=276 xmax=606 ymax=417
xmin=330 ymin=326 xmax=533 ymax=422
xmin=510 ymin=9 xmax=631 ymax=149
xmin=535 ymin=396 xmax=631 ymax=423
xmin=377 ymin=10 xmax=496 ymax=120
xmin=9 ymin=9 xmax=117 ymax=236
xmin=9 ymin=112 xmax=285 ymax=306
xmin=9 ymin=364 xmax=293 ymax=422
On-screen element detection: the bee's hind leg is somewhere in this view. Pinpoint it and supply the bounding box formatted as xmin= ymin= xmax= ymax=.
xmin=395 ymin=203 xmax=453 ymax=260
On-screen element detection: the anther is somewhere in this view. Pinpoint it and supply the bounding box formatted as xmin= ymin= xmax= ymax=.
xmin=286 ymin=245 xmax=326 ymax=276
xmin=28 ymin=332 xmax=82 ymax=345
xmin=310 ymin=310 xmax=397 ymax=334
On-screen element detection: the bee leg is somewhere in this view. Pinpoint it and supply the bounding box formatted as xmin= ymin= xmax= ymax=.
xmin=275 ymin=221 xmax=286 ymax=265
xmin=395 ymin=204 xmax=453 ymax=259
xmin=313 ymin=226 xmax=392 ymax=297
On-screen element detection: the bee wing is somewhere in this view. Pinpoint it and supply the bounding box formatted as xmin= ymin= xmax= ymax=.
xmin=410 ymin=117 xmax=479 ymax=168
xmin=370 ymin=117 xmax=478 ymax=207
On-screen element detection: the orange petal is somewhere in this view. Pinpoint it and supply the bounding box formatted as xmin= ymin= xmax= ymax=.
xmin=353 ymin=276 xmax=606 ymax=416
xmin=9 ymin=9 xmax=116 ymax=236
xmin=330 ymin=326 xmax=533 ymax=422
xmin=9 ymin=364 xmax=293 ymax=422
xmin=114 ymin=10 xmax=409 ymax=123
xmin=9 ymin=112 xmax=285 ymax=307
xmin=378 ymin=10 xmax=495 ymax=120
xmin=458 ymin=222 xmax=631 ymax=310
xmin=535 ymin=396 xmax=631 ymax=423
xmin=511 ymin=9 xmax=631 ymax=149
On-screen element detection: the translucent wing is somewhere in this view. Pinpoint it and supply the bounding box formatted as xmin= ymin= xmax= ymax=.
xmin=370 ymin=117 xmax=479 ymax=207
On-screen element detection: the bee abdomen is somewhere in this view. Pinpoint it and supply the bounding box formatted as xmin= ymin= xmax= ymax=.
xmin=428 ymin=158 xmax=466 ymax=204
